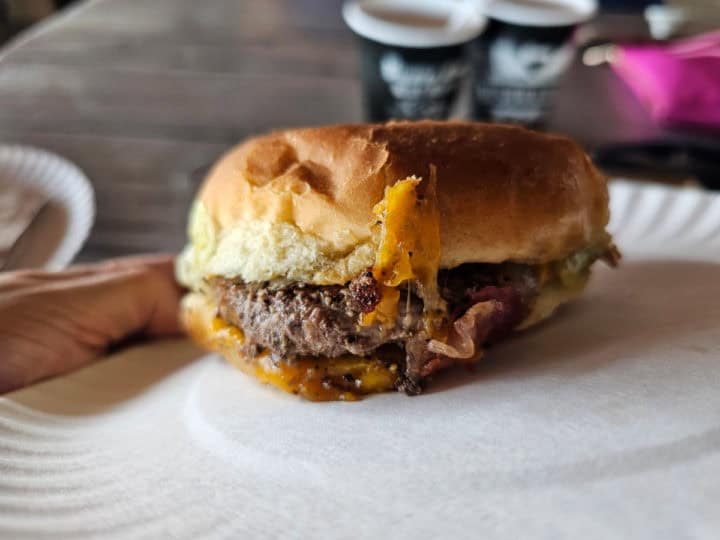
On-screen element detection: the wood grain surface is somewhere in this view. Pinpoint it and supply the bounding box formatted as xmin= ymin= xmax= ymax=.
xmin=0 ymin=0 xmax=684 ymax=261
xmin=0 ymin=0 xmax=360 ymax=261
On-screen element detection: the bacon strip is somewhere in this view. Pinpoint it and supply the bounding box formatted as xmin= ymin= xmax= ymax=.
xmin=422 ymin=286 xmax=526 ymax=377
xmin=427 ymin=300 xmax=498 ymax=360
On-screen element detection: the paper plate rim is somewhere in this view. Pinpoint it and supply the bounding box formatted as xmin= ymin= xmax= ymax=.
xmin=0 ymin=144 xmax=96 ymax=270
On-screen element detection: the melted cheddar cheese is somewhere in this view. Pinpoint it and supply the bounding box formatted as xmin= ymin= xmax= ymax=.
xmin=363 ymin=173 xmax=443 ymax=327
xmin=209 ymin=317 xmax=398 ymax=401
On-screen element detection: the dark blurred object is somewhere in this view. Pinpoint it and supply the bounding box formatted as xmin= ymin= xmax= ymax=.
xmin=471 ymin=0 xmax=597 ymax=128
xmin=1 ymin=0 xmax=53 ymax=27
xmin=576 ymin=29 xmax=720 ymax=189
xmin=599 ymin=0 xmax=657 ymax=10
xmin=0 ymin=0 xmax=76 ymax=44
xmin=343 ymin=0 xmax=485 ymax=121
xmin=594 ymin=142 xmax=720 ymax=189
xmin=546 ymin=7 xmax=720 ymax=187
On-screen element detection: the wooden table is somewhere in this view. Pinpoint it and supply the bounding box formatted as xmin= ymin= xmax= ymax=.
xmin=0 ymin=0 xmax=701 ymax=262
xmin=0 ymin=0 xmax=360 ymax=261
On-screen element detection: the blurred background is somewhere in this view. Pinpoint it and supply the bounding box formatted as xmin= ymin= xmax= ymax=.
xmin=0 ymin=0 xmax=718 ymax=266
xmin=0 ymin=0 xmax=700 ymax=39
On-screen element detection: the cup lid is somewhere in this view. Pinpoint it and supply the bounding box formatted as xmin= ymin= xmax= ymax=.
xmin=485 ymin=0 xmax=597 ymax=27
xmin=342 ymin=0 xmax=487 ymax=48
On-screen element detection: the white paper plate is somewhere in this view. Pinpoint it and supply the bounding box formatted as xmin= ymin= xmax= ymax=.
xmin=1 ymin=181 xmax=719 ymax=538
xmin=0 ymin=145 xmax=95 ymax=270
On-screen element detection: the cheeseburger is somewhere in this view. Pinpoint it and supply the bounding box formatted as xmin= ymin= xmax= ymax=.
xmin=177 ymin=121 xmax=618 ymax=400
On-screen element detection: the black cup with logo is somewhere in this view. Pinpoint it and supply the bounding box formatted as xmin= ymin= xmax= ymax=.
xmin=343 ymin=0 xmax=486 ymax=122
xmin=471 ymin=0 xmax=596 ymax=127
xmin=359 ymin=40 xmax=468 ymax=121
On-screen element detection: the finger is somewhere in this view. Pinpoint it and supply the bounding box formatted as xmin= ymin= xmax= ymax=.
xmin=1 ymin=253 xmax=177 ymax=279
xmin=0 ymin=254 xmax=180 ymax=292
xmin=86 ymin=253 xmax=178 ymax=274
xmin=63 ymin=269 xmax=182 ymax=342
xmin=0 ymin=265 xmax=182 ymax=312
xmin=20 ymin=265 xmax=183 ymax=339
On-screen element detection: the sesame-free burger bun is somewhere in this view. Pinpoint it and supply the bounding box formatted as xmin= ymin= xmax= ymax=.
xmin=179 ymin=121 xmax=609 ymax=288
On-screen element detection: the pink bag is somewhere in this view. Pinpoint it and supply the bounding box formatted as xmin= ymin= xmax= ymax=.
xmin=611 ymin=31 xmax=720 ymax=130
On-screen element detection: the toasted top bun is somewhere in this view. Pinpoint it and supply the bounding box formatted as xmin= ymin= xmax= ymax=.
xmin=177 ymin=121 xmax=610 ymax=288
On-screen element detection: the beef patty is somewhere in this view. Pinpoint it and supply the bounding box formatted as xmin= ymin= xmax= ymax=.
xmin=213 ymin=263 xmax=539 ymax=389
xmin=215 ymin=271 xmax=424 ymax=360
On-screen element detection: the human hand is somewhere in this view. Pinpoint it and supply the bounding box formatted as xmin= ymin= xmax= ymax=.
xmin=0 ymin=255 xmax=184 ymax=394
